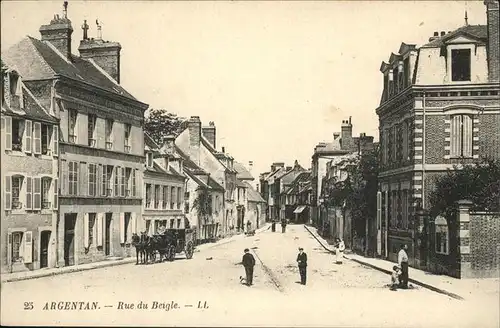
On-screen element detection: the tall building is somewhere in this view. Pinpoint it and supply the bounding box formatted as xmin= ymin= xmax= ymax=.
xmin=2 ymin=3 xmax=148 ymax=269
xmin=375 ymin=0 xmax=500 ymax=269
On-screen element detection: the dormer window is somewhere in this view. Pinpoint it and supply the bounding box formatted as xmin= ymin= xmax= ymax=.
xmin=451 ymin=49 xmax=471 ymax=81
xmin=10 ymin=73 xmax=19 ymax=96
xmin=147 ymin=152 xmax=154 ymax=168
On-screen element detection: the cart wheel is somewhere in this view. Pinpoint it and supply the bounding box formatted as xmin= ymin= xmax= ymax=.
xmin=168 ymin=245 xmax=176 ymax=261
xmin=185 ymin=241 xmax=194 ymax=259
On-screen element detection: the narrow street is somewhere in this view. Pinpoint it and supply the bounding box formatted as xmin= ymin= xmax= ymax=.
xmin=1 ymin=225 xmax=498 ymax=327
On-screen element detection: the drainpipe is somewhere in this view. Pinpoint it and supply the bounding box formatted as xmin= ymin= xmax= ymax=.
xmin=422 ymin=91 xmax=426 ymax=209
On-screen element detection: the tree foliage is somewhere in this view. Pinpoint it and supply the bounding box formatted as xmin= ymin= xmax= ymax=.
xmin=429 ymin=158 xmax=500 ymax=220
xmin=144 ymin=108 xmax=186 ymax=146
xmin=192 ymin=188 xmax=213 ymax=240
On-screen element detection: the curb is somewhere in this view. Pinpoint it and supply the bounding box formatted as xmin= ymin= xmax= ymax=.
xmin=1 ymin=258 xmax=136 ymax=284
xmin=302 ymin=224 xmax=465 ymax=301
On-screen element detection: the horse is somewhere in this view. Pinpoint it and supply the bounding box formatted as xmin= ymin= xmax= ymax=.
xmin=132 ymin=231 xmax=150 ymax=265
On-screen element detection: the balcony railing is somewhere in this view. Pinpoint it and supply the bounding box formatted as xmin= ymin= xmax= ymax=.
xmin=69 ymin=135 xmax=77 ymax=144
xmin=12 ymin=143 xmax=22 ymax=151
xmin=42 ymin=201 xmax=51 ymax=209
xmin=105 ymin=141 xmax=113 ymax=150
xmin=124 ymin=145 xmax=131 ymax=153
xmin=88 ymin=138 xmax=96 ymax=147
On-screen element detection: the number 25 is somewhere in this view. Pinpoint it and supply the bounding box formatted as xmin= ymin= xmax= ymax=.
xmin=24 ymin=302 xmax=34 ymax=310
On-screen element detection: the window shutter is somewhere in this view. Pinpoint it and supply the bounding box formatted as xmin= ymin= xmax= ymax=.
xmin=462 ymin=115 xmax=472 ymax=157
xmin=61 ymin=161 xmax=68 ymax=196
xmin=7 ymin=232 xmax=12 ymax=267
xmin=97 ymin=213 xmax=103 ymax=246
xmin=5 ymin=176 xmax=12 ymax=210
xmin=52 ymin=127 xmax=59 ymax=156
xmin=24 ymin=120 xmax=32 ymax=153
xmin=376 ymin=191 xmax=382 ymax=230
xmin=26 ymin=176 xmax=33 ymax=210
xmin=119 ymin=213 xmax=125 ymax=243
xmin=131 ymin=212 xmax=137 ymax=234
xmin=84 ymin=213 xmax=89 ymax=248
xmin=451 ymin=115 xmax=461 ymax=157
xmin=5 ymin=116 xmax=12 ymax=151
xmin=24 ymin=231 xmax=33 ymax=264
xmin=53 ymin=178 xmax=58 ymax=209
xmin=33 ymin=122 xmax=42 ymax=155
xmin=33 ymin=177 xmax=42 ymax=210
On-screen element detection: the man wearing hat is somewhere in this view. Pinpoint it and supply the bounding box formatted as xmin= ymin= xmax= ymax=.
xmin=296 ymin=247 xmax=307 ymax=285
xmin=242 ymin=248 xmax=256 ymax=286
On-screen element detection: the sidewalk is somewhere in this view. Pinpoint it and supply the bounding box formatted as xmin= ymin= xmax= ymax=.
xmin=1 ymin=223 xmax=271 ymax=284
xmin=303 ymin=224 xmax=500 ymax=301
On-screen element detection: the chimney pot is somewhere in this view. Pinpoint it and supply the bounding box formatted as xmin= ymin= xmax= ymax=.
xmin=78 ymin=39 xmax=122 ymax=83
xmin=440 ymin=31 xmax=446 ymax=36
xmin=434 ymin=31 xmax=439 ymax=36
xmin=222 ymin=146 xmax=225 ymax=153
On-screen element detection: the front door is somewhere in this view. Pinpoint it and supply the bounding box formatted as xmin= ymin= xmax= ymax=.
xmin=40 ymin=230 xmax=51 ymax=268
xmin=64 ymin=214 xmax=77 ymax=266
xmin=105 ymin=213 xmax=112 ymax=256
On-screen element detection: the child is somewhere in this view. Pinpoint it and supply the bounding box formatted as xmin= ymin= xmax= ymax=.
xmin=390 ymin=265 xmax=401 ymax=291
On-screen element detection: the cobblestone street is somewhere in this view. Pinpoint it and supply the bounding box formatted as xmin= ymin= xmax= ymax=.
xmin=2 ymin=225 xmax=498 ymax=327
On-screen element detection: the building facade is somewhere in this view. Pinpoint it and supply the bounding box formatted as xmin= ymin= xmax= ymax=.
xmin=2 ymin=6 xmax=148 ymax=268
xmin=375 ymin=0 xmax=500 ymax=270
xmin=1 ymin=65 xmax=59 ymax=273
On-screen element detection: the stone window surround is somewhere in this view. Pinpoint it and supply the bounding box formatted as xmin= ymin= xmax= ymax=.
xmin=446 ymin=43 xmax=476 ymax=84
xmin=442 ymin=106 xmax=481 ymax=160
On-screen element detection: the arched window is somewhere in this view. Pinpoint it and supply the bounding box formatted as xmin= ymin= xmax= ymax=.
xmin=435 ymin=216 xmax=449 ymax=255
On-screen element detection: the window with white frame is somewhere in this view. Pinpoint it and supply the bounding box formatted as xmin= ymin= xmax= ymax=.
xmin=88 ymin=114 xmax=96 ymax=147
xmin=435 ymin=216 xmax=449 ymax=255
xmin=177 ymin=186 xmax=182 ymax=209
xmin=11 ymin=176 xmax=23 ymax=209
xmin=450 ymin=114 xmax=473 ymax=158
xmin=41 ymin=177 xmax=51 ymax=209
xmin=68 ymin=162 xmax=78 ymax=196
xmin=162 ymin=186 xmax=168 ymax=209
xmin=170 ymin=186 xmax=175 ymax=209
xmin=11 ymin=231 xmax=24 ymax=262
xmin=88 ymin=164 xmax=97 ymax=197
xmin=125 ymin=168 xmax=132 ymax=196
xmin=41 ymin=124 xmax=52 ymax=155
xmin=106 ymin=166 xmax=113 ymax=196
xmin=105 ymin=118 xmax=113 ymax=150
xmin=451 ymin=49 xmax=471 ymax=82
xmin=124 ymin=124 xmax=131 ymax=153
xmin=155 ymin=185 xmax=161 ymax=208
xmin=145 ymin=184 xmax=152 ymax=208
xmin=68 ymin=109 xmax=77 ymax=143
xmin=114 ymin=167 xmax=120 ymax=196
xmin=402 ymin=121 xmax=409 ymax=161
xmin=120 ymin=167 xmax=126 ymax=197
xmin=11 ymin=118 xmax=23 ymax=151
xmin=132 ymin=169 xmax=137 ymax=197
xmin=88 ymin=213 xmax=96 ymax=245
xmin=383 ymin=129 xmax=389 ymax=165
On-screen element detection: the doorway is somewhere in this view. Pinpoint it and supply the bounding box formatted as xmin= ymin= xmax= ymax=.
xmin=64 ymin=214 xmax=77 ymax=266
xmin=105 ymin=213 xmax=112 ymax=256
xmin=40 ymin=230 xmax=51 ymax=268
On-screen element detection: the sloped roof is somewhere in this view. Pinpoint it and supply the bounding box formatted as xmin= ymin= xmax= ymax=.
xmin=234 ymin=161 xmax=254 ymax=180
xmin=2 ymin=36 xmax=137 ymax=100
xmin=244 ymin=182 xmax=266 ymax=203
xmin=236 ymin=179 xmax=247 ymax=188
xmin=422 ymin=25 xmax=487 ymax=48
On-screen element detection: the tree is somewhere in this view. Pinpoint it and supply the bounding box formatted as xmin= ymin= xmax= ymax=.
xmin=144 ymin=108 xmax=186 ymax=146
xmin=192 ymin=187 xmax=213 ymax=241
xmin=429 ymin=158 xmax=500 ymax=220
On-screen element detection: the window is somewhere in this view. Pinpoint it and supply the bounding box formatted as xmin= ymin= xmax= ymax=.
xmin=41 ymin=124 xmax=52 ymax=155
xmin=177 ymin=187 xmax=182 ymax=209
xmin=184 ymin=192 xmax=190 ymax=214
xmin=68 ymin=162 xmax=78 ymax=196
xmin=450 ymin=114 xmax=473 ymax=157
xmin=145 ymin=184 xmax=152 ymax=208
xmin=383 ymin=129 xmax=389 ymax=165
xmin=163 ymin=186 xmax=168 ymax=209
xmin=435 ymin=216 xmax=449 ymax=255
xmin=12 ymin=176 xmax=23 ymax=209
xmin=132 ymin=170 xmax=137 ymax=197
xmin=125 ymin=168 xmax=132 ymax=196
xmin=170 ymin=186 xmax=175 ymax=209
xmin=12 ymin=118 xmax=22 ymax=151
xmin=147 ymin=152 xmax=153 ymax=168
xmin=41 ymin=178 xmax=51 ymax=209
xmin=88 ymin=114 xmax=96 ymax=147
xmin=401 ymin=190 xmax=408 ymax=229
xmin=124 ymin=213 xmax=131 ymax=243
xmin=392 ymin=125 xmax=398 ymax=163
xmin=114 ymin=167 xmax=120 ymax=196
xmin=451 ymin=49 xmax=471 ymax=82
xmin=120 ymin=167 xmax=126 ymax=197
xmin=88 ymin=164 xmax=97 ymax=197
xmin=89 ymin=213 xmax=96 ymax=245
xmin=124 ymin=124 xmax=131 ymax=153
xmin=105 ymin=118 xmax=113 ymax=150
xmin=170 ymin=219 xmax=175 ymax=229
xmin=106 ymin=166 xmax=113 ymax=196
xmin=177 ymin=219 xmax=181 ymax=229
xmin=155 ymin=185 xmax=161 ymax=208
xmin=11 ymin=231 xmax=23 ymax=262
xmin=68 ymin=109 xmax=77 ymax=143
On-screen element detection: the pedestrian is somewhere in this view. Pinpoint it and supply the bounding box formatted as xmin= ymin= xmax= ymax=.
xmin=335 ymin=238 xmax=345 ymax=264
xmin=242 ymin=248 xmax=256 ymax=286
xmin=246 ymin=220 xmax=251 ymax=233
xmin=296 ymin=247 xmax=307 ymax=285
xmin=390 ymin=265 xmax=402 ymax=291
xmin=271 ymin=220 xmax=276 ymax=232
xmin=281 ymin=219 xmax=287 ymax=233
xmin=398 ymin=244 xmax=409 ymax=289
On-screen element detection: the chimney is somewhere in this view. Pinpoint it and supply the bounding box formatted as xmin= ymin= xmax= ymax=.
xmin=485 ymin=0 xmax=500 ymax=82
xmin=39 ymin=2 xmax=73 ymax=59
xmin=202 ymin=121 xmax=216 ymax=149
xmin=222 ymin=146 xmax=225 ymax=153
xmin=440 ymin=31 xmax=446 ymax=36
xmin=428 ymin=31 xmax=440 ymax=42
xmin=340 ymin=117 xmax=353 ymax=151
xmin=248 ymin=160 xmax=254 ymax=175
xmin=359 ymin=134 xmax=375 ymax=154
xmin=187 ymin=116 xmax=201 ymax=165
xmin=78 ymin=19 xmax=122 ymax=83
xmin=162 ymin=135 xmax=176 ymax=155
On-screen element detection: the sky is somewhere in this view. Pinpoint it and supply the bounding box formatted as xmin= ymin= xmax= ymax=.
xmin=1 ymin=0 xmax=487 ymax=178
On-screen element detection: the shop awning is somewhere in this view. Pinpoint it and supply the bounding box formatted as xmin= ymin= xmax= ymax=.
xmin=293 ymin=205 xmax=306 ymax=214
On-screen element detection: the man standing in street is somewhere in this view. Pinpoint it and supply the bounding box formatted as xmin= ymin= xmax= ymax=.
xmin=297 ymin=247 xmax=307 ymax=285
xmin=398 ymin=244 xmax=409 ymax=289
xmin=242 ymin=248 xmax=256 ymax=286
xmin=281 ymin=219 xmax=287 ymax=233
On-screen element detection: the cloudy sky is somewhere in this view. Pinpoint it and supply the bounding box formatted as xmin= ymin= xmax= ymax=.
xmin=1 ymin=0 xmax=487 ymax=177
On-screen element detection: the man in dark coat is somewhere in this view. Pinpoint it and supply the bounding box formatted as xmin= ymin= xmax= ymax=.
xmin=271 ymin=220 xmax=276 ymax=232
xmin=242 ymin=248 xmax=256 ymax=286
xmin=281 ymin=219 xmax=287 ymax=233
xmin=297 ymin=247 xmax=307 ymax=285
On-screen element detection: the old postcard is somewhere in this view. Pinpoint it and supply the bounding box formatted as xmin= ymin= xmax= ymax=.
xmin=1 ymin=0 xmax=499 ymax=327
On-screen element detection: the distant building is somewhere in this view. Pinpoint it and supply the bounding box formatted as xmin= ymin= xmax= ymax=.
xmin=375 ymin=0 xmax=500 ymax=275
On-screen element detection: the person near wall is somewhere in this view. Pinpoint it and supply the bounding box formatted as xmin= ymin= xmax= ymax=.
xmin=335 ymin=238 xmax=345 ymax=264
xmin=398 ymin=244 xmax=409 ymax=289
xmin=296 ymin=247 xmax=307 ymax=285
xmin=281 ymin=219 xmax=287 ymax=233
xmin=246 ymin=220 xmax=252 ymax=233
xmin=242 ymin=248 xmax=256 ymax=286
xmin=271 ymin=220 xmax=276 ymax=232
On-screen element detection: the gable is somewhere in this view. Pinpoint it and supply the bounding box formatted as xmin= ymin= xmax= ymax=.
xmin=446 ymin=35 xmax=484 ymax=44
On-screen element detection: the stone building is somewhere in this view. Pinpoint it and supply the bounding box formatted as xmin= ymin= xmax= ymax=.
xmin=278 ymin=161 xmax=306 ymax=221
xmin=284 ymin=171 xmax=312 ymax=224
xmin=1 ymin=63 xmax=59 ymax=273
xmin=2 ymin=4 xmax=148 ymax=267
xmin=233 ymin=161 xmax=263 ymax=231
xmin=143 ymin=134 xmax=186 ymax=235
xmin=375 ymin=0 xmax=499 ymax=271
